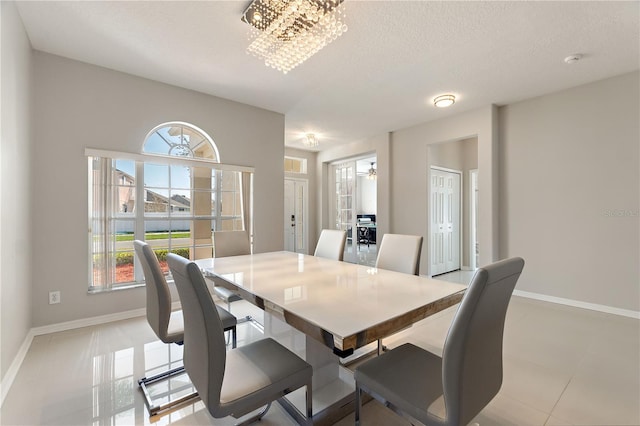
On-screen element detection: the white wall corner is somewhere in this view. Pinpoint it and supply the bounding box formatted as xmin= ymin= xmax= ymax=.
xmin=0 ymin=301 xmax=183 ymax=406
xmin=0 ymin=329 xmax=35 ymax=407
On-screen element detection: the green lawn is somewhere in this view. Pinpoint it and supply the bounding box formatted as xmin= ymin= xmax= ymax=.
xmin=115 ymin=232 xmax=190 ymax=242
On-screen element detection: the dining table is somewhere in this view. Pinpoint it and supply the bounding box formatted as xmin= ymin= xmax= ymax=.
xmin=195 ymin=251 xmax=466 ymax=425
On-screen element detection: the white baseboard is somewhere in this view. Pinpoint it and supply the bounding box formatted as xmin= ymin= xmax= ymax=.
xmin=31 ymin=307 xmax=146 ymax=336
xmin=1 ymin=301 xmax=181 ymax=406
xmin=31 ymin=301 xmax=181 ymax=336
xmin=513 ymin=290 xmax=640 ymax=319
xmin=1 ymin=329 xmax=35 ymax=406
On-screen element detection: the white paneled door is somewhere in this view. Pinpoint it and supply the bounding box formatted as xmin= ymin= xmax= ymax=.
xmin=284 ymin=179 xmax=307 ymax=253
xmin=430 ymin=168 xmax=461 ymax=276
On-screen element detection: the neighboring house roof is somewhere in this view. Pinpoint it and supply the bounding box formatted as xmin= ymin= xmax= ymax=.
xmin=115 ymin=169 xmax=192 ymax=209
xmin=171 ymin=194 xmax=191 ymax=208
xmin=145 ymin=189 xmax=191 ymax=209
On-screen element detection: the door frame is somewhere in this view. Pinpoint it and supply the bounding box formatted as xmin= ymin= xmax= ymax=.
xmin=469 ymin=169 xmax=478 ymax=270
xmin=284 ymin=177 xmax=309 ymax=254
xmin=428 ymin=166 xmax=463 ymax=276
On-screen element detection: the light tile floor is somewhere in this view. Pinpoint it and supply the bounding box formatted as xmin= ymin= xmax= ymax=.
xmin=2 ymin=271 xmax=639 ymax=426
xmin=343 ymin=241 xmax=378 ymax=267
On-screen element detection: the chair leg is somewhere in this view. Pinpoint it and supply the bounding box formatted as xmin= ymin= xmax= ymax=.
xmin=226 ymin=299 xmax=254 ymax=325
xmin=234 ymin=402 xmax=272 ymax=426
xmin=355 ymin=383 xmax=362 ymax=426
xmin=306 ymin=381 xmax=313 ymax=426
xmin=224 ymin=326 xmax=237 ymax=348
xmin=232 ymin=326 xmax=237 ymax=348
xmin=138 ymin=365 xmax=199 ymax=416
xmin=377 ymin=339 xmax=388 ymax=355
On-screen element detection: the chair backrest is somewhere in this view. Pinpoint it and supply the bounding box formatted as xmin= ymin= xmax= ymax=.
xmin=375 ymin=234 xmax=423 ymax=275
xmin=133 ymin=240 xmax=176 ymax=343
xmin=167 ymin=253 xmax=226 ymax=414
xmin=213 ymin=231 xmax=251 ymax=258
xmin=442 ymin=257 xmax=525 ymax=426
xmin=314 ymin=229 xmax=347 ymax=261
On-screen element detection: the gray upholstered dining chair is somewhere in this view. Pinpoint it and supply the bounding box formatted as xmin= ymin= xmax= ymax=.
xmin=314 ymin=229 xmax=347 ymax=261
xmin=375 ymin=233 xmax=423 ymax=276
xmin=167 ymin=253 xmax=314 ymax=425
xmin=354 ymin=257 xmax=525 ymax=426
xmin=374 ymin=233 xmax=423 ymax=353
xmin=210 ymin=230 xmax=252 ymax=322
xmin=133 ymin=240 xmax=238 ymax=416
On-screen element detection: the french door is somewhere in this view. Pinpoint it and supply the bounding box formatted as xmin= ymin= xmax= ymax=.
xmin=332 ymin=161 xmax=356 ymax=260
xmin=430 ymin=167 xmax=461 ymax=276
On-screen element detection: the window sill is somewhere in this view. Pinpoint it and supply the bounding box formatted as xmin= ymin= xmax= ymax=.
xmin=88 ymin=282 xmax=145 ymax=294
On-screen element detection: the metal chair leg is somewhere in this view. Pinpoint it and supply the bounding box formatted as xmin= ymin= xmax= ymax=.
xmin=225 ymin=325 xmax=237 ymax=348
xmin=138 ymin=365 xmax=199 ymax=416
xmin=377 ymin=339 xmax=388 ymax=355
xmin=355 ymin=383 xmax=362 ymax=426
xmin=231 ymin=326 xmax=237 ymax=348
xmin=234 ymin=402 xmax=272 ymax=426
xmin=306 ymin=381 xmax=313 ymax=426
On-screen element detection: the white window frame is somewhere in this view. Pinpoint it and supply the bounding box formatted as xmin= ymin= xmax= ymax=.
xmin=284 ymin=156 xmax=308 ymax=174
xmin=86 ymin=147 xmax=254 ymax=293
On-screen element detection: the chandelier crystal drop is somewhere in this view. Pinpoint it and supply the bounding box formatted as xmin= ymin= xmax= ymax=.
xmin=304 ymin=133 xmax=319 ymax=147
xmin=243 ymin=0 xmax=347 ymax=74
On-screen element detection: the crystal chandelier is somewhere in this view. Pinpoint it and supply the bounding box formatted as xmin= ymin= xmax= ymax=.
xmin=242 ymin=0 xmax=347 ymax=74
xmin=304 ymin=133 xmax=319 ymax=148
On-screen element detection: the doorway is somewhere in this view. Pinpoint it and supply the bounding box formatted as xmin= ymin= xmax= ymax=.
xmin=430 ymin=167 xmax=461 ymax=276
xmin=427 ymin=137 xmax=478 ymax=275
xmin=330 ymin=155 xmax=378 ymax=265
xmin=284 ymin=178 xmax=308 ymax=253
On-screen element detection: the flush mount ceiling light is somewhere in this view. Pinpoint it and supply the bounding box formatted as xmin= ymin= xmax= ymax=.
xmin=564 ymin=54 xmax=583 ymax=64
xmin=242 ymin=0 xmax=348 ymax=74
xmin=434 ymin=94 xmax=456 ymax=108
xmin=304 ymin=133 xmax=319 ymax=148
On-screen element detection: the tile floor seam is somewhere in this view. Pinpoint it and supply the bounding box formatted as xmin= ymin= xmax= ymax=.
xmin=545 ymin=366 xmax=579 ymax=425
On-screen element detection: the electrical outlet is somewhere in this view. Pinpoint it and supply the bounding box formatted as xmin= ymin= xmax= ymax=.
xmin=49 ymin=291 xmax=61 ymax=305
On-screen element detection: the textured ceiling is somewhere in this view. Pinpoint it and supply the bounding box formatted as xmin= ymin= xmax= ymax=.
xmin=16 ymin=1 xmax=640 ymax=151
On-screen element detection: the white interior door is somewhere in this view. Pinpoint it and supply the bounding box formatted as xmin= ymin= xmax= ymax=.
xmin=430 ymin=168 xmax=461 ymax=275
xmin=284 ymin=179 xmax=307 ymax=253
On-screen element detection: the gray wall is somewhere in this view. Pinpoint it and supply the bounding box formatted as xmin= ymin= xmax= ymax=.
xmin=1 ymin=1 xmax=34 ymax=382
xmin=390 ymin=106 xmax=499 ymax=276
xmin=499 ymin=72 xmax=639 ymax=312
xmin=31 ymin=52 xmax=286 ymax=327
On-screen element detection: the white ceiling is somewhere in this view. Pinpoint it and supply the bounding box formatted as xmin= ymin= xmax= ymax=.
xmin=16 ymin=1 xmax=639 ymax=152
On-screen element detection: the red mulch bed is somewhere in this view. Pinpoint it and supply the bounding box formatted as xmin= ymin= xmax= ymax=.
xmin=115 ymin=261 xmax=168 ymax=283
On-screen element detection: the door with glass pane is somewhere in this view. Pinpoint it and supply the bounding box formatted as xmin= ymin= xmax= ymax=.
xmin=333 ymin=161 xmax=356 ymax=261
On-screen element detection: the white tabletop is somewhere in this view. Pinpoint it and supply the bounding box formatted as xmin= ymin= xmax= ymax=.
xmin=196 ymin=251 xmax=465 ymax=353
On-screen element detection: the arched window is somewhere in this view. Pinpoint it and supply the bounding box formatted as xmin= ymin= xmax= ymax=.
xmin=87 ymin=122 xmax=252 ymax=291
xmin=143 ymin=122 xmax=220 ymax=161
